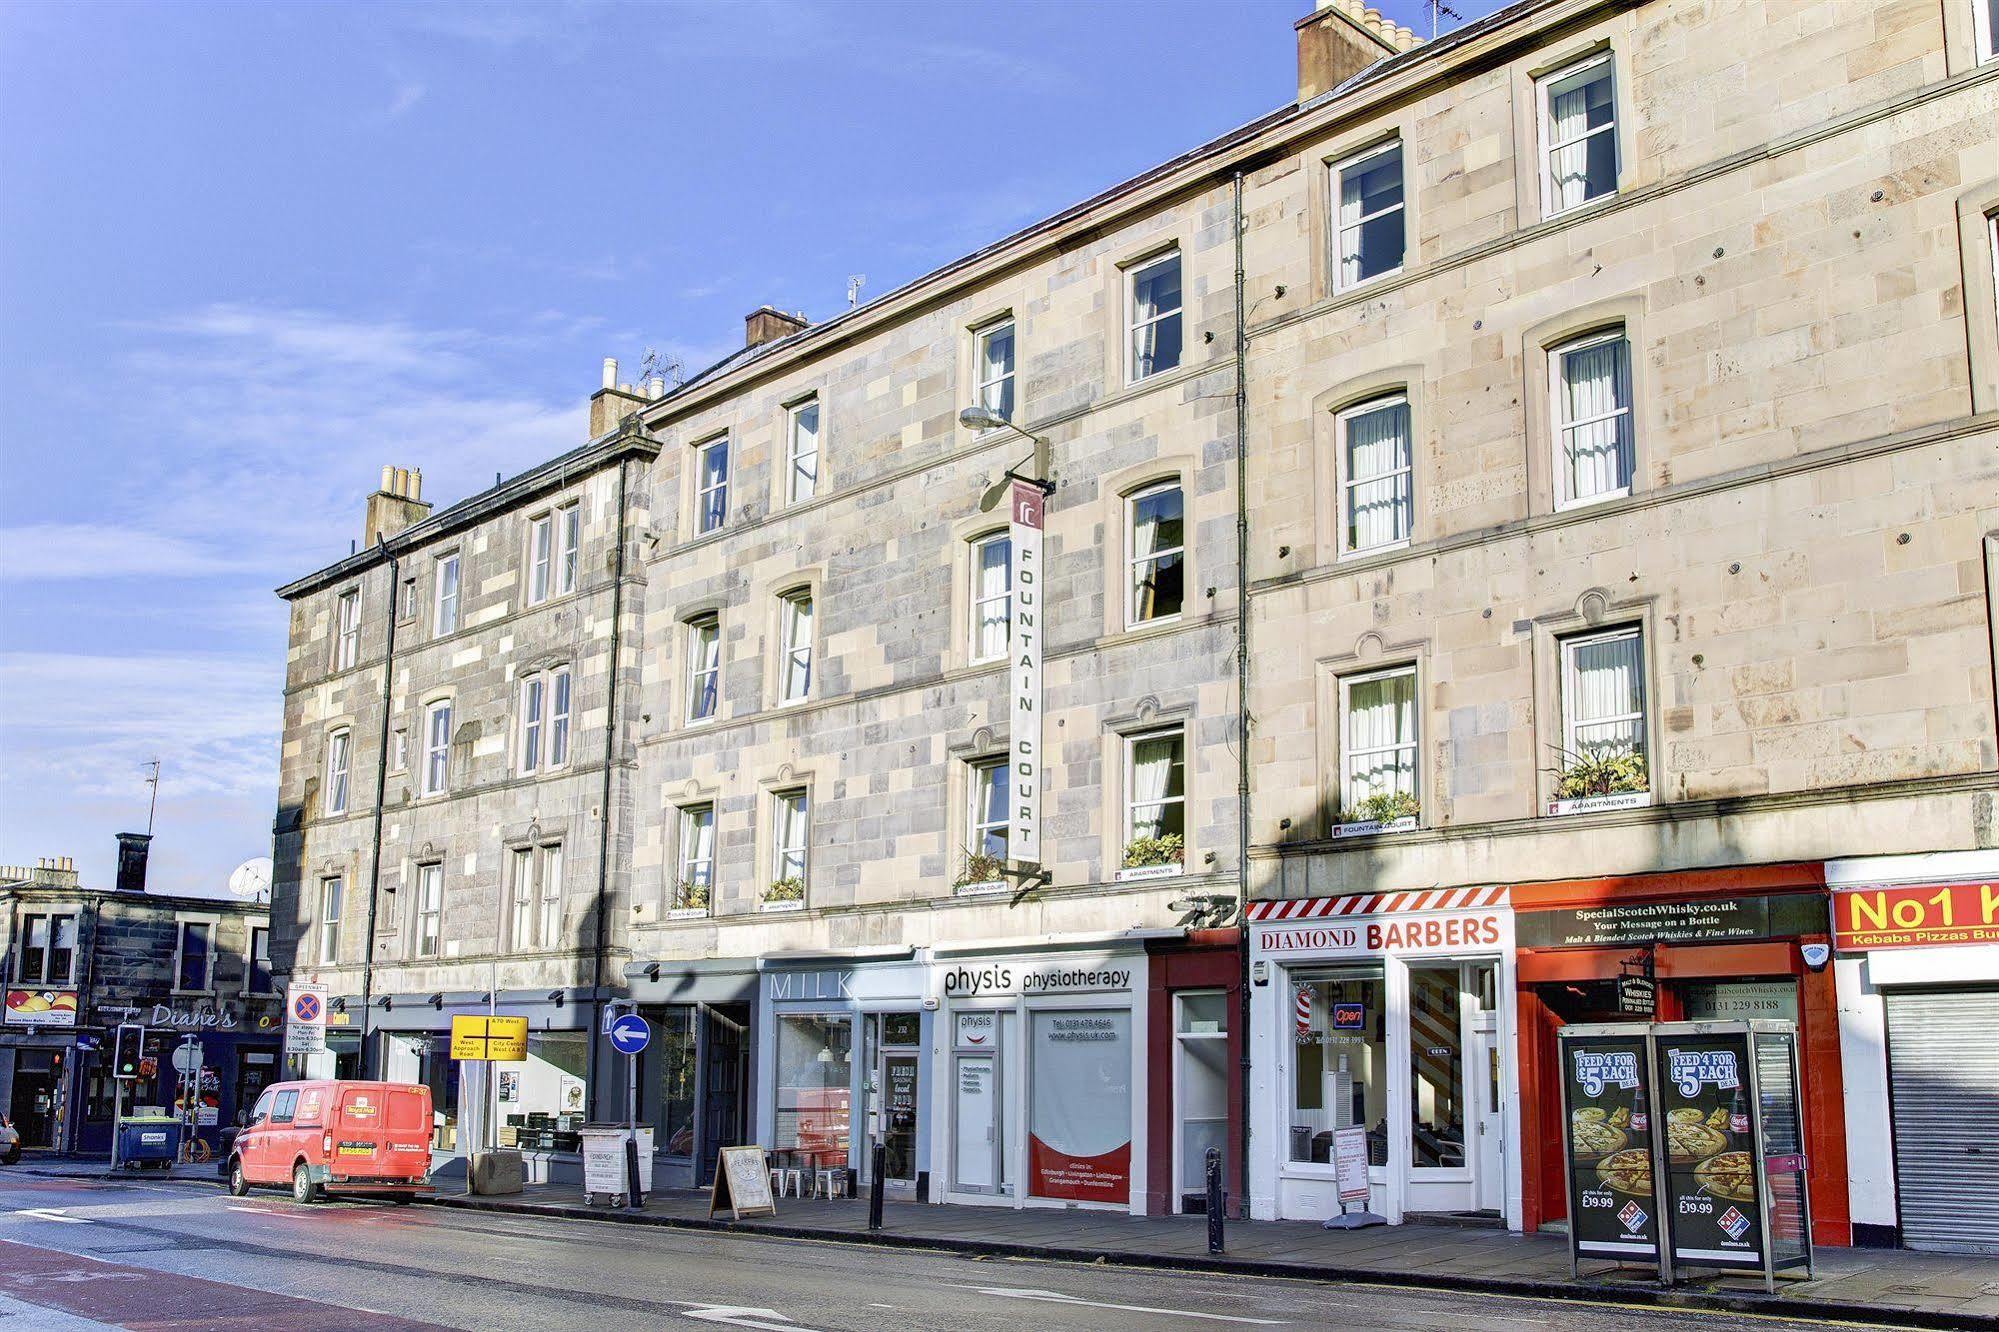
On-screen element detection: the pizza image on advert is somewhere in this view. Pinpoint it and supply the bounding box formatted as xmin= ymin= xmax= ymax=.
xmin=1694 ymin=1150 xmax=1756 ymax=1203
xmin=1570 ymin=1108 xmax=1626 ymax=1159
xmin=1596 ymin=1148 xmax=1653 ymax=1196
xmin=1666 ymin=1117 xmax=1728 ymax=1162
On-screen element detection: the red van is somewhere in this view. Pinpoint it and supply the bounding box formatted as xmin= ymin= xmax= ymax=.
xmin=228 ymin=1080 xmax=433 ymax=1203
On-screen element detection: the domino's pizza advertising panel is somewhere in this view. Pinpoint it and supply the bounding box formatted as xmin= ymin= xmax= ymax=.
xmin=1658 ymin=1034 xmax=1763 ymax=1270
xmin=1560 ymin=1030 xmax=1660 ymax=1261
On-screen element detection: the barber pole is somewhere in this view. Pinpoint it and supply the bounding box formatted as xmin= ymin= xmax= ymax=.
xmin=1008 ymin=479 xmax=1044 ymax=865
xmin=1294 ymin=984 xmax=1312 ymax=1041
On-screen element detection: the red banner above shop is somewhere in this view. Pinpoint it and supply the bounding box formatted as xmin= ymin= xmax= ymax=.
xmin=1832 ymin=881 xmax=1999 ymax=951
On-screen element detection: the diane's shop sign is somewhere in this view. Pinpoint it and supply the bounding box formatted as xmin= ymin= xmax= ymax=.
xmin=1517 ymin=894 xmax=1822 ymax=950
xmin=1833 ymin=881 xmax=1999 ymax=951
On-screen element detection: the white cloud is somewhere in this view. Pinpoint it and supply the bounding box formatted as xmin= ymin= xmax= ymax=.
xmin=0 ymin=524 xmax=239 ymax=581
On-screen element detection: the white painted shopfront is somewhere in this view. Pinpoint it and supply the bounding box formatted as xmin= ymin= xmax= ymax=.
xmin=1248 ymin=888 xmax=1522 ymax=1229
xmin=1829 ymin=850 xmax=1999 ymax=1255
xmin=929 ymin=937 xmax=1150 ymax=1214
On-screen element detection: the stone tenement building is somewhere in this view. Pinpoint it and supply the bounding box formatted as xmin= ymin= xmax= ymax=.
xmin=271 ymin=0 xmax=1999 ymax=1251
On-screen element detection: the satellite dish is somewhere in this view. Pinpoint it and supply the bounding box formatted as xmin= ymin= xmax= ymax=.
xmin=227 ymin=857 xmax=273 ymax=903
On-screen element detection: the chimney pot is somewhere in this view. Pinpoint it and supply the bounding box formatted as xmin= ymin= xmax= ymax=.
xmin=363 ymin=464 xmax=434 ymax=546
xmin=602 ymin=357 xmax=618 ymax=390
xmin=646 ymin=377 xmax=666 ymax=399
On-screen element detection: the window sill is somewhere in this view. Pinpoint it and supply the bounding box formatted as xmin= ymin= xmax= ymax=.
xmin=1338 ymin=539 xmax=1409 ymax=563
xmin=1333 ymin=265 xmax=1404 ymax=297
xmin=1122 ymin=613 xmax=1185 ymax=634
xmin=1330 ymin=816 xmax=1418 ymax=840
xmin=776 ymin=696 xmax=810 ymax=709
xmin=1554 ymin=487 xmax=1631 ymax=514
xmin=1115 ymin=864 xmax=1183 ymax=883
xmin=1541 ymin=190 xmax=1621 ymax=224
xmin=1545 ymin=790 xmax=1652 ymax=817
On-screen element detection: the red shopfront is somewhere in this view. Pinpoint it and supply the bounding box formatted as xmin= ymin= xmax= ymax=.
xmin=1512 ymin=864 xmax=1851 ymax=1246
xmin=1143 ymin=930 xmax=1243 ymax=1217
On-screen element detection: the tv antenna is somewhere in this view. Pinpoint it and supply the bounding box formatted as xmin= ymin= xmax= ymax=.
xmin=639 ymin=346 xmax=683 ymax=388
xmin=1428 ymin=0 xmax=1462 ymax=37
xmin=847 ymin=274 xmax=866 ymax=308
xmin=143 ymin=758 xmax=162 ymax=835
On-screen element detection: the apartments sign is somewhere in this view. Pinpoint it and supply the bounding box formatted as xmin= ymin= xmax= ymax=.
xmin=1009 ymin=479 xmax=1044 ymax=866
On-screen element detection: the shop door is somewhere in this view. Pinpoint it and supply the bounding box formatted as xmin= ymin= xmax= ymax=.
xmin=700 ymin=1006 xmax=747 ymax=1185
xmin=10 ymin=1053 xmax=57 ymax=1147
xmin=1173 ymin=991 xmax=1230 ymax=1212
xmin=953 ymin=1053 xmax=999 ymax=1193
xmin=1885 ymin=989 xmax=1999 ymax=1254
xmin=1468 ymin=1011 xmax=1504 ymax=1212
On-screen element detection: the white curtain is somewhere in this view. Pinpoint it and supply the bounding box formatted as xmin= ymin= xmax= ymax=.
xmin=973 ymin=763 xmax=1009 ymax=857
xmin=1338 ymin=146 xmax=1402 ymax=287
xmin=1345 ymin=673 xmax=1415 ymax=803
xmin=782 ymin=594 xmax=813 ymax=699
xmin=1345 ymin=401 xmax=1412 ymax=550
xmin=1130 ymin=487 xmax=1183 ymax=620
xmin=1548 ymin=67 xmax=1612 ymax=210
xmin=777 ymin=793 xmax=809 ymax=880
xmin=1129 ymin=734 xmax=1178 ymax=839
xmin=974 ymin=537 xmax=1010 ymax=659
xmin=1560 ymin=336 xmax=1632 ymax=501
xmin=682 ymin=809 xmax=714 ymax=887
xmin=980 ymin=325 xmax=1014 ymax=418
xmin=1130 ymin=258 xmax=1180 ymax=377
xmin=1571 ymin=634 xmax=1643 ymax=755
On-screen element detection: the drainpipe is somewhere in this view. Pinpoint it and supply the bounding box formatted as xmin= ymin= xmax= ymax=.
xmin=1231 ymin=169 xmax=1254 ymax=1218
xmin=583 ymin=455 xmax=632 ymax=1118
xmin=358 ymin=537 xmax=399 ymax=1079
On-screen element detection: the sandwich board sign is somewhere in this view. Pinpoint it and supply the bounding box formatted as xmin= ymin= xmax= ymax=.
xmin=285 ymin=985 xmax=327 ymax=1057
xmin=708 ymin=1145 xmax=777 ymax=1220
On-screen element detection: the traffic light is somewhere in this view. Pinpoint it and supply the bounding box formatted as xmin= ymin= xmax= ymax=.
xmin=113 ymin=1024 xmax=144 ymax=1080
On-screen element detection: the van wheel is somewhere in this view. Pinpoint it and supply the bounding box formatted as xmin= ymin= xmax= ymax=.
xmin=291 ymin=1163 xmax=321 ymax=1204
xmin=227 ymin=1158 xmax=250 ymax=1197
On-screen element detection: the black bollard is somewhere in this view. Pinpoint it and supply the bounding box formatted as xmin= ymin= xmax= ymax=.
xmin=625 ymin=1133 xmax=643 ymax=1210
xmin=1205 ymin=1147 xmax=1225 ymax=1254
xmin=868 ymin=1140 xmax=887 ymax=1231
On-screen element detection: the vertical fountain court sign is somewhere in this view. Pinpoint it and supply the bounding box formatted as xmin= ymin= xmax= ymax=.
xmin=1009 ymin=479 xmax=1044 ymax=866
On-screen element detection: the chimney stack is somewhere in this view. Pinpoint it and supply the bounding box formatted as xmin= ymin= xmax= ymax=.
xmin=745 ymin=305 xmax=809 ymax=349
xmin=115 ymin=834 xmax=151 ymax=892
xmin=1296 ymin=0 xmax=1421 ymax=105
xmin=590 ymin=355 xmax=650 ymax=438
xmin=362 ymin=465 xmax=433 ymax=548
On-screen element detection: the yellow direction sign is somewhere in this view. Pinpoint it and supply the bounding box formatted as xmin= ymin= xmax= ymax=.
xmin=450 ymin=1014 xmax=528 ymax=1061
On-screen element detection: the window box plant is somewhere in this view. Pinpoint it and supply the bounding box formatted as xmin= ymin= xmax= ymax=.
xmin=1116 ymin=832 xmax=1184 ymax=882
xmin=952 ymin=850 xmax=1008 ymax=897
xmin=759 ymin=876 xmax=806 ymax=912
xmin=1331 ymin=790 xmax=1420 ymax=838
xmin=1546 ymin=746 xmax=1651 ymax=815
xmin=667 ymin=879 xmax=710 ymax=920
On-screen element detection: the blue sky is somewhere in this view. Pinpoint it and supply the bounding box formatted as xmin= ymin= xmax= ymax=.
xmin=0 ymin=0 xmax=1497 ymax=897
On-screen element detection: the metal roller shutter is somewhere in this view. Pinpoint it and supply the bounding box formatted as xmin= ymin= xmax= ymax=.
xmin=1885 ymin=989 xmax=1999 ymax=1254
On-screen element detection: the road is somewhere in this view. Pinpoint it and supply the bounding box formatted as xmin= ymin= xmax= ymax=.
xmin=0 ymin=1173 xmax=1850 ymax=1331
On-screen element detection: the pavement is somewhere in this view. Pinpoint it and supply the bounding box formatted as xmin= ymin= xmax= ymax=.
xmin=14 ymin=1155 xmax=1999 ymax=1328
xmin=0 ymin=1171 xmax=1890 ymax=1331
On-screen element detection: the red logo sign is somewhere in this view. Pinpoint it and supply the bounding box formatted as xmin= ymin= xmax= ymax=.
xmin=1833 ymin=882 xmax=1999 ymax=951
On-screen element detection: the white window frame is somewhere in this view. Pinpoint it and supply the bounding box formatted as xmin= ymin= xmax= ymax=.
xmin=1124 ymin=726 xmax=1187 ymax=845
xmin=772 ymin=788 xmax=810 ymax=886
xmin=778 ymin=588 xmax=813 ymax=704
xmin=172 ymin=917 xmax=218 ymax=994
xmin=1126 ymin=251 xmax=1183 ymax=383
xmin=527 ymin=513 xmax=553 ymax=605
xmin=1550 ymin=326 xmax=1635 ymax=510
xmin=433 ymin=552 xmax=460 ymax=636
xmin=1560 ymin=626 xmax=1648 ymax=767
xmin=390 ymin=727 xmax=409 ymax=774
xmin=676 ymin=804 xmax=715 ymax=910
xmin=1338 ymin=665 xmax=1419 ymax=817
xmin=969 ymin=757 xmax=1009 ymax=860
xmin=399 ymin=575 xmax=418 ymax=623
xmin=16 ymin=912 xmax=79 ymax=986
xmin=785 ymin=398 xmax=820 ymax=504
xmin=324 ymin=728 xmax=352 ymax=815
xmin=333 ymin=589 xmax=361 ymax=671
xmin=969 ymin=531 xmax=1011 ymax=664
xmin=244 ymin=925 xmax=272 ymax=996
xmin=519 ymin=674 xmax=546 ymax=774
xmin=686 ymin=615 xmax=721 ymax=724
xmin=974 ymin=318 xmax=1016 ymax=421
xmin=696 ymin=435 xmax=731 ymax=534
xmin=1125 ymin=481 xmax=1186 ymax=629
xmin=1331 ymin=140 xmax=1405 ymax=293
xmin=1337 ymin=394 xmax=1414 ymax=556
xmin=414 ymin=862 xmax=443 ymax=959
xmin=1537 ymin=52 xmax=1619 ymax=219
xmin=1977 ymin=0 xmax=1998 ymax=63
xmin=509 ymin=843 xmax=563 ymax=950
xmin=318 ymin=876 xmax=344 ymax=966
xmin=556 ymin=502 xmax=581 ymax=596
xmin=421 ymin=700 xmax=452 ymax=797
